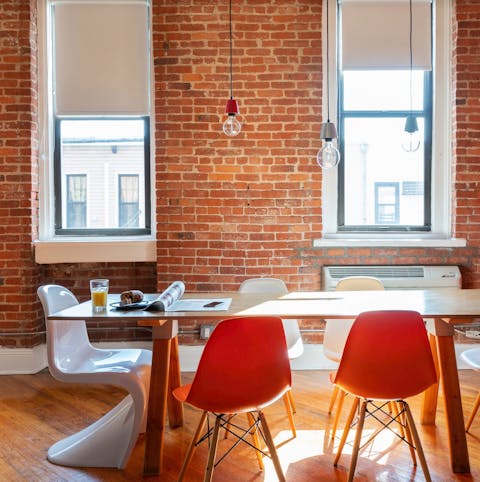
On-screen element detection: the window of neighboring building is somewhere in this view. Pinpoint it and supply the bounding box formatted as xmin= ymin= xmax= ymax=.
xmin=375 ymin=182 xmax=399 ymax=224
xmin=44 ymin=0 xmax=151 ymax=237
xmin=66 ymin=174 xmax=86 ymax=228
xmin=119 ymin=174 xmax=140 ymax=228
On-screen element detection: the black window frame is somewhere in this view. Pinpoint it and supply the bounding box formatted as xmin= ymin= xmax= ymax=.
xmin=337 ymin=71 xmax=433 ymax=233
xmin=53 ymin=116 xmax=151 ymax=236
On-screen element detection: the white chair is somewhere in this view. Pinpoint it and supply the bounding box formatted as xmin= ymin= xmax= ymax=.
xmin=37 ymin=284 xmax=152 ymax=469
xmin=323 ymin=276 xmax=384 ymax=438
xmin=460 ymin=347 xmax=480 ymax=432
xmin=238 ymin=278 xmax=303 ymax=436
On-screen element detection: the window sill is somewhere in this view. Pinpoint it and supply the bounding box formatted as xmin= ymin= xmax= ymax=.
xmin=314 ymin=235 xmax=467 ymax=248
xmin=34 ymin=239 xmax=156 ymax=264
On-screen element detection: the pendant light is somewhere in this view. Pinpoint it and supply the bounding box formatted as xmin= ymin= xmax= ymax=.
xmin=317 ymin=0 xmax=340 ymax=169
xmin=401 ymin=0 xmax=421 ymax=152
xmin=223 ymin=0 xmax=241 ymax=137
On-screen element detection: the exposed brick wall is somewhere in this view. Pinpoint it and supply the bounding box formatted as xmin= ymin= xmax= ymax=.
xmin=452 ymin=1 xmax=480 ymax=252
xmin=0 ymin=0 xmax=42 ymax=348
xmin=1 ymin=0 xmax=480 ymax=348
xmin=152 ymin=0 xmax=323 ymax=294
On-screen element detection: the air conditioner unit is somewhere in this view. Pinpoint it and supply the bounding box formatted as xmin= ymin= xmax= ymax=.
xmin=323 ymin=265 xmax=461 ymax=291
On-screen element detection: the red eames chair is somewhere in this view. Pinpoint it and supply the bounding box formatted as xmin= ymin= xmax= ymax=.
xmin=173 ymin=316 xmax=290 ymax=482
xmin=238 ymin=278 xmax=303 ymax=437
xmin=332 ymin=310 xmax=437 ymax=482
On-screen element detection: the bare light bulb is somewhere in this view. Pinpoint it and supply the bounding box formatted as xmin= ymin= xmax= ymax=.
xmin=317 ymin=140 xmax=340 ymax=169
xmin=223 ymin=114 xmax=241 ymax=137
xmin=401 ymin=131 xmax=421 ymax=152
xmin=402 ymin=114 xmax=421 ymax=152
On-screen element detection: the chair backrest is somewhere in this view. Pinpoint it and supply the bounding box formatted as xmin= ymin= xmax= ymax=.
xmin=37 ymin=284 xmax=92 ymax=379
xmin=335 ymin=276 xmax=385 ymax=291
xmin=186 ymin=316 xmax=292 ymax=414
xmin=323 ymin=276 xmax=385 ymax=362
xmin=334 ymin=310 xmax=438 ymax=400
xmin=238 ymin=278 xmax=303 ymax=358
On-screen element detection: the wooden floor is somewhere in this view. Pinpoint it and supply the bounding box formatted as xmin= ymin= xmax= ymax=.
xmin=1 ymin=369 xmax=479 ymax=481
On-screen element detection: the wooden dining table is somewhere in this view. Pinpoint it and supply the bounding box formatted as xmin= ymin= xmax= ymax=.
xmin=48 ymin=287 xmax=480 ymax=475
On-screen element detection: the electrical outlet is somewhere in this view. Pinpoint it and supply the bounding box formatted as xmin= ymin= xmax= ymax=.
xmin=465 ymin=330 xmax=480 ymax=339
xmin=200 ymin=324 xmax=215 ymax=340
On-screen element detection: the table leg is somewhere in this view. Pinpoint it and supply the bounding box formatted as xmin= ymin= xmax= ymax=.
xmin=143 ymin=337 xmax=171 ymax=475
xmin=167 ymin=335 xmax=183 ymax=428
xmin=421 ymin=332 xmax=440 ymax=425
xmin=435 ymin=330 xmax=470 ymax=473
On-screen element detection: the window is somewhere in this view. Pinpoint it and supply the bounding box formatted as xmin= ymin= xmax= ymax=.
xmin=375 ymin=182 xmax=399 ymax=224
xmin=44 ymin=0 xmax=151 ymax=237
xmin=339 ymin=69 xmax=431 ymax=231
xmin=66 ymin=175 xmax=86 ymax=228
xmin=320 ymin=0 xmax=454 ymax=242
xmin=119 ymin=175 xmax=140 ymax=228
xmin=338 ymin=0 xmax=432 ymax=232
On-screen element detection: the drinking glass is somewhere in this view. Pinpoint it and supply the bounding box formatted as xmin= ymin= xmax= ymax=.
xmin=90 ymin=279 xmax=109 ymax=312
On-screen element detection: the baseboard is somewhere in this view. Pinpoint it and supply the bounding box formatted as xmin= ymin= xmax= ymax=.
xmin=0 ymin=342 xmax=475 ymax=375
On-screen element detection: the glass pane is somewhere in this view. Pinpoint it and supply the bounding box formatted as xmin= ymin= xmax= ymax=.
xmin=59 ymin=119 xmax=146 ymax=230
xmin=343 ymin=117 xmax=425 ymax=227
xmin=343 ymin=70 xmax=424 ymax=111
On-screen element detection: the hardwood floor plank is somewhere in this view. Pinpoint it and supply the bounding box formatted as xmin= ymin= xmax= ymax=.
xmin=0 ymin=369 xmax=479 ymax=481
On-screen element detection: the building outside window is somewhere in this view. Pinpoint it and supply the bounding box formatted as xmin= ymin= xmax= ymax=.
xmin=119 ymin=174 xmax=140 ymax=228
xmin=66 ymin=174 xmax=86 ymax=228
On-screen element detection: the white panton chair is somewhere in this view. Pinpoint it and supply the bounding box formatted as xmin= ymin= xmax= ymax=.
xmin=37 ymin=284 xmax=152 ymax=469
xmin=460 ymin=347 xmax=480 ymax=432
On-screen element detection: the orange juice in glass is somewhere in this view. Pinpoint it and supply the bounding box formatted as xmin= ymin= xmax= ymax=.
xmin=90 ymin=279 xmax=109 ymax=312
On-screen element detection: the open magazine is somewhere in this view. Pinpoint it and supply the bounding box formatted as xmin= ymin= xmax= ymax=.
xmin=144 ymin=281 xmax=232 ymax=312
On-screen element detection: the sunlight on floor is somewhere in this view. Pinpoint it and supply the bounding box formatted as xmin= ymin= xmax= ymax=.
xmin=260 ymin=427 xmax=400 ymax=481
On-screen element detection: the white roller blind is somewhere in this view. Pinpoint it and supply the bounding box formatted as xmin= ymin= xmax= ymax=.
xmin=341 ymin=0 xmax=432 ymax=70
xmin=53 ymin=1 xmax=150 ymax=115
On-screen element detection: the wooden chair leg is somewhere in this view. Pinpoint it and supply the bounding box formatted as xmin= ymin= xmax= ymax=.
xmin=347 ymin=400 xmax=367 ymax=482
xmin=178 ymin=411 xmax=208 ymax=482
xmin=397 ymin=401 xmax=417 ymax=466
xmin=282 ymin=392 xmax=297 ymax=437
xmin=404 ymin=402 xmax=432 ymax=482
xmin=223 ymin=414 xmax=234 ymax=439
xmin=246 ymin=412 xmax=264 ymax=470
xmin=331 ymin=389 xmax=347 ymax=440
xmin=466 ymin=391 xmax=480 ymax=432
xmin=334 ymin=396 xmax=359 ymax=466
xmin=204 ymin=415 xmax=222 ymax=482
xmin=328 ymin=385 xmax=339 ymax=414
xmin=258 ymin=410 xmax=285 ymax=482
xmin=287 ymin=388 xmax=297 ymax=413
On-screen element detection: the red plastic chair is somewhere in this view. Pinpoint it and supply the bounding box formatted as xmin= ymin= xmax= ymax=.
xmin=173 ymin=316 xmax=290 ymax=482
xmin=332 ymin=310 xmax=437 ymax=482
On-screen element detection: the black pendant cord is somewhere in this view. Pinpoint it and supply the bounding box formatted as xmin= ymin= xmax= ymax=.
xmin=408 ymin=0 xmax=413 ymax=113
xmin=325 ymin=0 xmax=331 ymax=123
xmin=229 ymin=0 xmax=233 ymax=100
